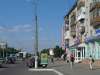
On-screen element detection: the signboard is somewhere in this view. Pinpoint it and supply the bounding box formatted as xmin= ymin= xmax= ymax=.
xmin=96 ymin=29 xmax=100 ymax=36
xmin=40 ymin=53 xmax=48 ymax=64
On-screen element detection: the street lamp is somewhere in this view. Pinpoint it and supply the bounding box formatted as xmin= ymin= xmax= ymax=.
xmin=33 ymin=0 xmax=39 ymax=69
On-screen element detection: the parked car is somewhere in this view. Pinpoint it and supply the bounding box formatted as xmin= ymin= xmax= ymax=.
xmin=6 ymin=55 xmax=16 ymax=64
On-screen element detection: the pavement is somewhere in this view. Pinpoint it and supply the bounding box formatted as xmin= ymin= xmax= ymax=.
xmin=47 ymin=60 xmax=100 ymax=75
xmin=0 ymin=60 xmax=100 ymax=75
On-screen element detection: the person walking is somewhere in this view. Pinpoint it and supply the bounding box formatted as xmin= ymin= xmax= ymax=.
xmin=49 ymin=48 xmax=54 ymax=63
xmin=63 ymin=53 xmax=67 ymax=61
xmin=70 ymin=53 xmax=75 ymax=69
xmin=89 ymin=55 xmax=94 ymax=70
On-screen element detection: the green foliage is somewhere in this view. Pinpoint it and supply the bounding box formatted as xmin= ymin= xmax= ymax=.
xmin=53 ymin=46 xmax=64 ymax=58
xmin=41 ymin=49 xmax=49 ymax=55
xmin=40 ymin=45 xmax=64 ymax=58
xmin=0 ymin=47 xmax=20 ymax=58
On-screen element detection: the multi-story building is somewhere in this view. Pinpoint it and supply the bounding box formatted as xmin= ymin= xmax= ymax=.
xmin=63 ymin=14 xmax=70 ymax=53
xmin=63 ymin=0 xmax=100 ymax=63
xmin=85 ymin=0 xmax=100 ymax=59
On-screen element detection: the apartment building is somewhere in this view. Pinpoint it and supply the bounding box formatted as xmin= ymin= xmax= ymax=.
xmin=63 ymin=14 xmax=70 ymax=54
xmin=63 ymin=0 xmax=100 ymax=63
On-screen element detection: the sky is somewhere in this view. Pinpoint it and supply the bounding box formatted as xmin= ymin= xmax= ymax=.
xmin=0 ymin=0 xmax=76 ymax=53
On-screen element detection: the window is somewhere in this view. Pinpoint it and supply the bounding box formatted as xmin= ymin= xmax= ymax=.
xmin=93 ymin=0 xmax=100 ymax=3
xmin=90 ymin=8 xmax=100 ymax=19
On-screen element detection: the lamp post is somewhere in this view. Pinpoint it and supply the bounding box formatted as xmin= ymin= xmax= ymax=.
xmin=1 ymin=42 xmax=6 ymax=59
xmin=33 ymin=0 xmax=38 ymax=69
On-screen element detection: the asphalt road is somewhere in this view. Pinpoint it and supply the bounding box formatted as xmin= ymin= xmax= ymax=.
xmin=1 ymin=60 xmax=100 ymax=75
xmin=0 ymin=61 xmax=58 ymax=75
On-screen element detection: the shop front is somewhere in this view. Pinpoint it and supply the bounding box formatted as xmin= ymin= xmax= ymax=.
xmin=85 ymin=29 xmax=100 ymax=59
xmin=69 ymin=37 xmax=85 ymax=63
xmin=94 ymin=29 xmax=100 ymax=59
xmin=76 ymin=43 xmax=86 ymax=62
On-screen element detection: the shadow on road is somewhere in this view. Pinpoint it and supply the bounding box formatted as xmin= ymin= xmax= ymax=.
xmin=0 ymin=65 xmax=8 ymax=68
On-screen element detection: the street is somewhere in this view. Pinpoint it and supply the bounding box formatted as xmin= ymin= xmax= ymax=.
xmin=0 ymin=61 xmax=58 ymax=75
xmin=0 ymin=60 xmax=100 ymax=75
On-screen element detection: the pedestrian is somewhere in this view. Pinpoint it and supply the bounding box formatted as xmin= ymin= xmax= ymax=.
xmin=49 ymin=48 xmax=54 ymax=64
xmin=70 ymin=54 xmax=75 ymax=69
xmin=89 ymin=55 xmax=94 ymax=70
xmin=63 ymin=53 xmax=67 ymax=61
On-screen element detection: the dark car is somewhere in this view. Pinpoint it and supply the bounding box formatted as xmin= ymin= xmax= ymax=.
xmin=26 ymin=56 xmax=41 ymax=68
xmin=6 ymin=56 xmax=16 ymax=64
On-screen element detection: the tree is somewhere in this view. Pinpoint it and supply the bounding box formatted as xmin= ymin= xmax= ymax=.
xmin=40 ymin=46 xmax=64 ymax=58
xmin=41 ymin=49 xmax=49 ymax=55
xmin=0 ymin=47 xmax=20 ymax=58
xmin=53 ymin=46 xmax=64 ymax=58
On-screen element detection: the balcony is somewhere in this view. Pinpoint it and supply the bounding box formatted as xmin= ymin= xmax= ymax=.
xmin=70 ymin=30 xmax=76 ymax=38
xmin=77 ymin=13 xmax=85 ymax=22
xmin=70 ymin=21 xmax=76 ymax=26
xmin=77 ymin=0 xmax=85 ymax=10
xmin=79 ymin=26 xmax=85 ymax=34
xmin=90 ymin=16 xmax=100 ymax=27
xmin=77 ymin=7 xmax=85 ymax=21
xmin=70 ymin=16 xmax=76 ymax=26
xmin=64 ymin=31 xmax=70 ymax=40
xmin=90 ymin=2 xmax=100 ymax=12
xmin=64 ymin=25 xmax=69 ymax=31
xmin=70 ymin=12 xmax=76 ymax=26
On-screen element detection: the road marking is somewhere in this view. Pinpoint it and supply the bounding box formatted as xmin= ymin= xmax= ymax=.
xmin=29 ymin=69 xmax=64 ymax=75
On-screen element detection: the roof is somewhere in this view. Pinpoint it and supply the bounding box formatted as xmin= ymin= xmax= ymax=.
xmin=64 ymin=1 xmax=77 ymax=18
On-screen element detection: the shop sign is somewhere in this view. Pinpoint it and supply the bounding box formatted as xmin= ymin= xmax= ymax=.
xmin=96 ymin=29 xmax=100 ymax=36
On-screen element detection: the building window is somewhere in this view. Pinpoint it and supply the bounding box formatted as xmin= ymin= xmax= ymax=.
xmin=93 ymin=0 xmax=100 ymax=3
xmin=70 ymin=15 xmax=76 ymax=25
xmin=90 ymin=8 xmax=100 ymax=19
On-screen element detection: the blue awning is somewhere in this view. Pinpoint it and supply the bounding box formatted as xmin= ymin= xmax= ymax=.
xmin=85 ymin=36 xmax=94 ymax=43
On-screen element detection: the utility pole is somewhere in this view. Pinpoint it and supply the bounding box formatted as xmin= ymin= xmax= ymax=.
xmin=34 ymin=0 xmax=38 ymax=69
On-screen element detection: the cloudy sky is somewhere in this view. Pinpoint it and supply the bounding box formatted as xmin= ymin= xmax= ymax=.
xmin=0 ymin=0 xmax=75 ymax=53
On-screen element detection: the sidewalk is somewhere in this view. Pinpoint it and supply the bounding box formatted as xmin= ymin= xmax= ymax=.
xmin=47 ymin=59 xmax=100 ymax=75
xmin=82 ymin=59 xmax=100 ymax=67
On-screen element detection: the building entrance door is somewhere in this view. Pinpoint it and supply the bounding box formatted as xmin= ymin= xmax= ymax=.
xmin=75 ymin=47 xmax=85 ymax=63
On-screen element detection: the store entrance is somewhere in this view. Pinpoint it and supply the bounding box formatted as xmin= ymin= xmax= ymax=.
xmin=75 ymin=47 xmax=85 ymax=63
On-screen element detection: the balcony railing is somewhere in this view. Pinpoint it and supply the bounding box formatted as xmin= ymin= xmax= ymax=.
xmin=90 ymin=2 xmax=100 ymax=12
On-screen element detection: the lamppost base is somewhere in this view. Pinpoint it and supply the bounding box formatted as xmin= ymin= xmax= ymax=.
xmin=35 ymin=56 xmax=38 ymax=69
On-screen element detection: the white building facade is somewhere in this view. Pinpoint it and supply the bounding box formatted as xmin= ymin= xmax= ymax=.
xmin=63 ymin=0 xmax=100 ymax=63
